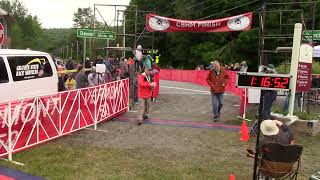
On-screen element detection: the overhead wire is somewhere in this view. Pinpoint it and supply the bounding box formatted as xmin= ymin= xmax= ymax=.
xmin=198 ymin=0 xmax=260 ymax=20
xmin=159 ymin=0 xmax=214 ymax=17
xmin=95 ymin=7 xmax=113 ymax=32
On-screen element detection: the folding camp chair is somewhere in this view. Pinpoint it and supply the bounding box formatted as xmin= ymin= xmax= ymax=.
xmin=257 ymin=142 xmax=303 ymax=180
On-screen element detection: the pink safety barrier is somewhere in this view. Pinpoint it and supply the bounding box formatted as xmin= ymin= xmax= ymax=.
xmin=160 ymin=69 xmax=245 ymax=115
xmin=160 ymin=69 xmax=243 ymax=96
xmin=0 ymin=79 xmax=129 ymax=159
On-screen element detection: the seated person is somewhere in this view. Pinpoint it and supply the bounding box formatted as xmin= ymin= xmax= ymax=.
xmin=247 ymin=119 xmax=294 ymax=157
xmin=260 ymin=120 xmax=294 ymax=145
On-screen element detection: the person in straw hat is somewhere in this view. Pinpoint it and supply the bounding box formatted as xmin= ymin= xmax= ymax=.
xmin=247 ymin=120 xmax=294 ymax=158
xmin=260 ymin=120 xmax=294 ymax=146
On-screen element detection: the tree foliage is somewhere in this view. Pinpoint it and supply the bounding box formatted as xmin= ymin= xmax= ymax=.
xmin=73 ymin=8 xmax=95 ymax=29
xmin=0 ymin=0 xmax=48 ymax=50
xmin=125 ymin=0 xmax=320 ymax=70
xmin=2 ymin=0 xmax=319 ymax=69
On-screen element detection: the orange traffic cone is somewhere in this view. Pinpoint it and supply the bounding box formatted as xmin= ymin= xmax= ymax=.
xmin=229 ymin=173 xmax=236 ymax=180
xmin=240 ymin=120 xmax=249 ymax=142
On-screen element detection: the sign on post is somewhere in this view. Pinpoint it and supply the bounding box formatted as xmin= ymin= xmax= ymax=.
xmin=302 ymin=30 xmax=320 ymax=41
xmin=0 ymin=23 xmax=4 ymax=46
xmin=296 ymin=44 xmax=313 ymax=92
xmin=76 ymin=29 xmax=115 ymax=39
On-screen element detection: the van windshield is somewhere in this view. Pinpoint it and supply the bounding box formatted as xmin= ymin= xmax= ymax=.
xmin=0 ymin=57 xmax=9 ymax=83
xmin=8 ymin=56 xmax=53 ymax=81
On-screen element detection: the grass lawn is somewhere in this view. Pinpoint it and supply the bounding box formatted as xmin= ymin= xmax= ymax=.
xmin=0 ymin=127 xmax=319 ymax=180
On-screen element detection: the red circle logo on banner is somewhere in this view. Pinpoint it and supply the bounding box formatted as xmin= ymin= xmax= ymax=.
xmin=0 ymin=23 xmax=4 ymax=45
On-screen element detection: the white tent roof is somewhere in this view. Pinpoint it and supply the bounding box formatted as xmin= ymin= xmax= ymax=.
xmin=314 ymin=45 xmax=320 ymax=57
xmin=0 ymin=8 xmax=8 ymax=16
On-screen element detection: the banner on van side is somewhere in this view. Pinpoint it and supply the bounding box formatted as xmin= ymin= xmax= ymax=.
xmin=8 ymin=56 xmax=53 ymax=81
xmin=0 ymin=79 xmax=129 ymax=158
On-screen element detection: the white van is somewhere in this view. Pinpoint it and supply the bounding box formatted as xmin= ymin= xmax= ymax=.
xmin=0 ymin=49 xmax=58 ymax=102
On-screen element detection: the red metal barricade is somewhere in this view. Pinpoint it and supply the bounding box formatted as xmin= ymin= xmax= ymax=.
xmin=0 ymin=79 xmax=129 ymax=159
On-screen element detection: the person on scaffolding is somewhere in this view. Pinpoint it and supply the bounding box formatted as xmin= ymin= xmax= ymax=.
xmin=134 ymin=45 xmax=143 ymax=72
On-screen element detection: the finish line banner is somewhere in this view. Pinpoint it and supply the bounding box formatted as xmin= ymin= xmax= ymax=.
xmin=146 ymin=12 xmax=252 ymax=32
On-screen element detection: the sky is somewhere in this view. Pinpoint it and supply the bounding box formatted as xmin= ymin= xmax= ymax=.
xmin=20 ymin=0 xmax=131 ymax=29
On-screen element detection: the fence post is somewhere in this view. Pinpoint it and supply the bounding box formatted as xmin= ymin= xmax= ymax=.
xmin=78 ymin=91 xmax=81 ymax=129
xmin=127 ymin=79 xmax=130 ymax=112
xmin=8 ymin=101 xmax=12 ymax=161
xmin=94 ymin=87 xmax=98 ymax=130
xmin=36 ymin=97 xmax=40 ymax=143
xmin=59 ymin=93 xmax=62 ymax=135
xmin=243 ymin=89 xmax=247 ymax=119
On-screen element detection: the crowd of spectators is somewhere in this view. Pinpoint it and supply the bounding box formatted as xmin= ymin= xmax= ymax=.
xmin=196 ymin=61 xmax=248 ymax=72
xmin=55 ymin=55 xmax=131 ymax=91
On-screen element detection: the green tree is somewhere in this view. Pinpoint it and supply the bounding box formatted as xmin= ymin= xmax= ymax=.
xmin=125 ymin=0 xmax=319 ymax=69
xmin=73 ymin=8 xmax=95 ymax=28
xmin=0 ymin=0 xmax=46 ymax=51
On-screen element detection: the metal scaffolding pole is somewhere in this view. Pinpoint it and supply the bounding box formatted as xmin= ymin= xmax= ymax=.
xmin=134 ymin=8 xmax=138 ymax=48
xmin=123 ymin=12 xmax=126 ymax=58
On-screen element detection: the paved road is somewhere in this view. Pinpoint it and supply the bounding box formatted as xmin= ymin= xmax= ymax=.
xmin=134 ymin=80 xmax=242 ymax=123
xmin=59 ymin=80 xmax=247 ymax=164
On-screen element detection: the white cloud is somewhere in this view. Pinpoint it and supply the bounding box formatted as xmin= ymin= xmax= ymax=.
xmin=19 ymin=0 xmax=131 ymax=28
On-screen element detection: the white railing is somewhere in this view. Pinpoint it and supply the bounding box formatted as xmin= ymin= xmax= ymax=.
xmin=0 ymin=79 xmax=129 ymax=162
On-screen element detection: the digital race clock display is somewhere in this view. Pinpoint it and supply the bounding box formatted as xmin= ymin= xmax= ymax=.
xmin=236 ymin=72 xmax=291 ymax=90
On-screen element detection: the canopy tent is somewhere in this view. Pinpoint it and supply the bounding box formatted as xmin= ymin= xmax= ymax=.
xmin=314 ymin=45 xmax=320 ymax=57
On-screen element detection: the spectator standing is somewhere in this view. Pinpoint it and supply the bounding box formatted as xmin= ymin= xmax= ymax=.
xmin=137 ymin=67 xmax=156 ymax=125
xmin=227 ymin=63 xmax=234 ymax=70
xmin=152 ymin=62 xmax=160 ymax=102
xmin=57 ymin=61 xmax=67 ymax=92
xmin=84 ymin=57 xmax=91 ymax=76
xmin=119 ymin=57 xmax=128 ymax=79
xmin=58 ymin=73 xmax=66 ymax=91
xmin=206 ymin=61 xmax=229 ymax=121
xmin=134 ymin=45 xmax=143 ymax=72
xmin=232 ymin=63 xmax=240 ymax=71
xmin=260 ymin=64 xmax=278 ymax=120
xmin=128 ymin=57 xmax=138 ymax=104
xmin=195 ymin=65 xmax=201 ymax=71
xmin=76 ymin=65 xmax=89 ymax=89
xmin=65 ymin=59 xmax=75 ymax=70
xmin=104 ymin=57 xmax=112 ymax=82
xmin=240 ymin=61 xmax=248 ymax=72
xmin=85 ymin=57 xmax=91 ymax=68
xmin=206 ymin=61 xmax=214 ymax=70
xmin=65 ymin=73 xmax=76 ymax=90
xmin=283 ymin=92 xmax=301 ymax=113
xmin=93 ymin=56 xmax=103 ymax=66
xmin=88 ymin=66 xmax=104 ymax=87
xmin=111 ymin=64 xmax=121 ymax=81
xmin=143 ymin=54 xmax=153 ymax=70
xmin=133 ymin=72 xmax=139 ymax=104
